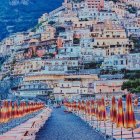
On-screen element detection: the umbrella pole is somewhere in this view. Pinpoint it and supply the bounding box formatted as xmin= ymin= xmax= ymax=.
xmin=104 ymin=121 xmax=106 ymax=140
xmin=99 ymin=120 xmax=101 ymax=131
xmin=121 ymin=127 xmax=122 ymax=140
xmin=112 ymin=123 xmax=113 ymax=140
xmin=93 ymin=116 xmax=94 ymax=127
xmin=97 ymin=119 xmax=98 ymax=130
xmin=132 ymin=128 xmax=134 ymax=140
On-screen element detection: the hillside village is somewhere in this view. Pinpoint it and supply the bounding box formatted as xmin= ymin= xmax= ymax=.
xmin=0 ymin=0 xmax=140 ymax=100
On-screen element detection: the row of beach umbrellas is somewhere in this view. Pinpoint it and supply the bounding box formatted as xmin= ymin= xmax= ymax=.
xmin=0 ymin=101 xmax=45 ymax=124
xmin=64 ymin=93 xmax=137 ymax=140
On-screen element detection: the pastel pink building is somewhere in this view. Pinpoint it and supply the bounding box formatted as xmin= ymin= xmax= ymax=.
xmin=85 ymin=0 xmax=104 ymax=10
xmin=88 ymin=80 xmax=127 ymax=98
xmin=57 ymin=37 xmax=63 ymax=48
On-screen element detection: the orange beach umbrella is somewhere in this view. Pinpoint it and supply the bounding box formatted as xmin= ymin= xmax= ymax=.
xmin=101 ymin=97 xmax=106 ymax=121
xmin=81 ymin=100 xmax=85 ymax=113
xmin=91 ymin=100 xmax=95 ymax=116
xmin=96 ymin=100 xmax=101 ymax=121
xmin=2 ymin=100 xmax=9 ymax=123
xmin=124 ymin=94 xmax=136 ymax=129
xmin=86 ymin=101 xmax=91 ymax=115
xmin=110 ymin=96 xmax=117 ymax=123
xmin=117 ymin=98 xmax=125 ymax=128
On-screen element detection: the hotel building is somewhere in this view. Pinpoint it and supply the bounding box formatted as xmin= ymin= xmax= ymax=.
xmin=85 ymin=0 xmax=104 ymax=10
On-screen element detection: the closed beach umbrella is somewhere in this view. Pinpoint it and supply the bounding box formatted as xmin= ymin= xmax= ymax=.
xmin=101 ymin=97 xmax=106 ymax=121
xmin=91 ymin=100 xmax=95 ymax=116
xmin=18 ymin=102 xmax=22 ymax=117
xmin=81 ymin=100 xmax=85 ymax=113
xmin=110 ymin=96 xmax=117 ymax=138
xmin=98 ymin=100 xmax=102 ymax=121
xmin=95 ymin=100 xmax=101 ymax=129
xmin=1 ymin=101 xmax=7 ymax=123
xmin=13 ymin=102 xmax=18 ymax=118
xmin=2 ymin=101 xmax=9 ymax=123
xmin=110 ymin=96 xmax=117 ymax=123
xmin=124 ymin=94 xmax=136 ymax=129
xmin=23 ymin=101 xmax=26 ymax=116
xmin=124 ymin=94 xmax=136 ymax=140
xmin=8 ymin=101 xmax=13 ymax=120
xmin=19 ymin=102 xmax=24 ymax=117
xmin=117 ymin=98 xmax=125 ymax=140
xmin=117 ymin=98 xmax=124 ymax=128
xmin=95 ymin=100 xmax=99 ymax=120
xmin=85 ymin=101 xmax=90 ymax=115
xmin=101 ymin=97 xmax=107 ymax=135
xmin=78 ymin=101 xmax=82 ymax=113
xmin=25 ymin=102 xmax=28 ymax=115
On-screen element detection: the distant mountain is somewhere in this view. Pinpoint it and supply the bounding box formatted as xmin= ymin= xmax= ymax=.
xmin=0 ymin=0 xmax=63 ymax=40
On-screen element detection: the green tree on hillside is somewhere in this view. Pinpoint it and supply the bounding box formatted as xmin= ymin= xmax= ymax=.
xmin=122 ymin=79 xmax=140 ymax=93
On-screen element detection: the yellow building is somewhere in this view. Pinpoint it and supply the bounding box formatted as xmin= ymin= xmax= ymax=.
xmin=11 ymin=59 xmax=45 ymax=76
xmin=40 ymin=25 xmax=56 ymax=41
xmin=109 ymin=1 xmax=126 ymax=18
xmin=91 ymin=20 xmax=133 ymax=55
xmin=73 ymin=20 xmax=96 ymax=29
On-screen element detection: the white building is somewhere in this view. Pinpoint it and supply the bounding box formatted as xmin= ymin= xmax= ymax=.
xmin=101 ymin=54 xmax=128 ymax=70
xmin=127 ymin=53 xmax=140 ymax=70
xmin=125 ymin=24 xmax=140 ymax=37
xmin=16 ymin=82 xmax=52 ymax=97
xmin=43 ymin=59 xmax=79 ymax=74
xmin=53 ymin=80 xmax=89 ymax=100
xmin=78 ymin=8 xmax=118 ymax=22
xmin=56 ymin=44 xmax=81 ymax=59
xmin=101 ymin=53 xmax=140 ymax=70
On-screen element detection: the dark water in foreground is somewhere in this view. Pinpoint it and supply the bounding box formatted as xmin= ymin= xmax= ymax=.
xmin=36 ymin=108 xmax=105 ymax=140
